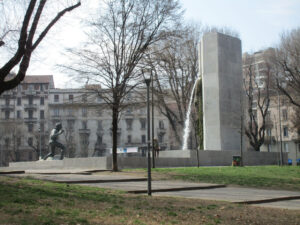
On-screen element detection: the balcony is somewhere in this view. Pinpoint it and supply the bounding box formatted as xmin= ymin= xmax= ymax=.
xmin=24 ymin=90 xmax=37 ymax=96
xmin=24 ymin=117 xmax=38 ymax=123
xmin=79 ymin=128 xmax=90 ymax=134
xmin=0 ymin=105 xmax=14 ymax=110
xmin=24 ymin=104 xmax=37 ymax=110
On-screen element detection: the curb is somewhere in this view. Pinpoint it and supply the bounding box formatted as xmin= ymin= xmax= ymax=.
xmin=54 ymin=178 xmax=148 ymax=184
xmin=0 ymin=171 xmax=25 ymax=175
xmin=235 ymin=196 xmax=300 ymax=204
xmin=128 ymin=184 xmax=227 ymax=194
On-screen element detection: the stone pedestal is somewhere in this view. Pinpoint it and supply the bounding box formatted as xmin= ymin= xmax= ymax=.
xmin=200 ymin=32 xmax=242 ymax=151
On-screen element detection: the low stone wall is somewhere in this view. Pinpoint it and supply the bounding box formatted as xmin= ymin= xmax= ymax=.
xmin=8 ymin=150 xmax=287 ymax=170
xmin=9 ymin=157 xmax=109 ymax=170
xmin=158 ymin=150 xmax=287 ymax=167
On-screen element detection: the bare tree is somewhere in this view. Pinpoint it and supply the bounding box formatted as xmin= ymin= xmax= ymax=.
xmin=0 ymin=0 xmax=81 ymax=95
xmin=243 ymin=54 xmax=271 ymax=151
xmin=145 ymin=24 xmax=200 ymax=149
xmin=63 ymin=0 xmax=182 ymax=171
xmin=270 ymin=28 xmax=300 ymax=108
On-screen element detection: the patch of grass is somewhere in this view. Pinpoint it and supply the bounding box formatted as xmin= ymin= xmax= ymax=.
xmin=0 ymin=176 xmax=299 ymax=225
xmin=147 ymin=166 xmax=300 ymax=191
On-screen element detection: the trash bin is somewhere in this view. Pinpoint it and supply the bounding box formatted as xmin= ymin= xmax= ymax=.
xmin=288 ymin=159 xmax=292 ymax=166
xmin=296 ymin=158 xmax=300 ymax=166
xmin=232 ymin=155 xmax=241 ymax=166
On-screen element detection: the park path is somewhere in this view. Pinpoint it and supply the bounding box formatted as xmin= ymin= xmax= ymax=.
xmin=2 ymin=169 xmax=300 ymax=210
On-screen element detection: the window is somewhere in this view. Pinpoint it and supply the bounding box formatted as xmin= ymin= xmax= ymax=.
xmin=141 ymin=135 xmax=146 ymax=144
xmin=28 ymin=124 xmax=33 ymax=132
xmin=28 ymin=110 xmax=33 ymax=119
xmin=40 ymin=110 xmax=44 ymax=119
xmin=82 ymin=108 xmax=87 ymax=117
xmin=54 ymin=108 xmax=59 ymax=116
xmin=80 ymin=134 xmax=89 ymax=145
xmin=126 ymin=119 xmax=133 ymax=130
xmin=140 ymin=118 xmax=146 ymax=129
xmin=5 ymin=138 xmax=10 ymax=147
xmin=69 ymin=94 xmax=73 ymax=102
xmin=127 ymin=135 xmax=132 ymax=144
xmin=34 ymin=84 xmax=39 ymax=90
xmin=96 ymin=135 xmax=102 ymax=144
xmin=82 ymin=121 xmax=87 ymax=129
xmin=17 ymin=110 xmax=21 ymax=119
xmin=5 ymin=97 xmax=10 ymax=106
xmin=159 ymin=120 xmax=165 ymax=129
xmin=158 ymin=133 xmax=164 ymax=143
xmin=28 ymin=96 xmax=33 ymax=105
xmin=266 ymin=128 xmax=271 ymax=136
xmin=282 ymin=109 xmax=288 ymax=121
xmin=23 ymin=84 xmax=27 ymax=90
xmin=40 ymin=97 xmax=44 ymax=105
xmin=17 ymin=97 xmax=21 ymax=106
xmin=28 ymin=137 xmax=33 ymax=146
xmin=40 ymin=123 xmax=44 ymax=132
xmin=54 ymin=94 xmax=59 ymax=102
xmin=283 ymin=126 xmax=289 ymax=137
xmin=5 ymin=110 xmax=10 ymax=119
xmin=67 ymin=120 xmax=74 ymax=130
xmin=68 ymin=108 xmax=73 ymax=116
xmin=40 ymin=84 xmax=44 ymax=91
xmin=17 ymin=137 xmax=21 ymax=146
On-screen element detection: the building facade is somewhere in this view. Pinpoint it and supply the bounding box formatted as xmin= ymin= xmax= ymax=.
xmin=0 ymin=75 xmax=170 ymax=165
xmin=243 ymin=50 xmax=300 ymax=165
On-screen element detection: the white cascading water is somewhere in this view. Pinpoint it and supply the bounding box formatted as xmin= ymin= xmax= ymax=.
xmin=182 ymin=77 xmax=200 ymax=150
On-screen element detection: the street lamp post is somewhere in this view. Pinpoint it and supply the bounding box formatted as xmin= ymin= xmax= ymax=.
xmin=277 ymin=92 xmax=283 ymax=166
xmin=144 ymin=74 xmax=152 ymax=196
xmin=39 ymin=126 xmax=42 ymax=160
xmin=151 ymin=71 xmax=155 ymax=168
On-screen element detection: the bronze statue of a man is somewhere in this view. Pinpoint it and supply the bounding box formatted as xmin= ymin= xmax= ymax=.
xmin=43 ymin=122 xmax=66 ymax=160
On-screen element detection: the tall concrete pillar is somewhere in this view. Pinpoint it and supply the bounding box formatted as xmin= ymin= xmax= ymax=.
xmin=200 ymin=32 xmax=242 ymax=151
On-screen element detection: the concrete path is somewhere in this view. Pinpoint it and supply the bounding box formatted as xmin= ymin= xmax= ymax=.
xmin=3 ymin=170 xmax=300 ymax=210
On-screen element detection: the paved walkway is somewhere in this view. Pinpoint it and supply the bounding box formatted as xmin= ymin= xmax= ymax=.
xmin=3 ymin=169 xmax=300 ymax=210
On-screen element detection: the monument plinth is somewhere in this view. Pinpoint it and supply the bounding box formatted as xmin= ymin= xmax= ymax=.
xmin=200 ymin=32 xmax=242 ymax=151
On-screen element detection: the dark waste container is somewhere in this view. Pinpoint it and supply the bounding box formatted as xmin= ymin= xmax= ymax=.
xmin=232 ymin=155 xmax=241 ymax=166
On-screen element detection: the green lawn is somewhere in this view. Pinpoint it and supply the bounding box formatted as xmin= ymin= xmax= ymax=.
xmin=149 ymin=166 xmax=300 ymax=191
xmin=0 ymin=176 xmax=299 ymax=225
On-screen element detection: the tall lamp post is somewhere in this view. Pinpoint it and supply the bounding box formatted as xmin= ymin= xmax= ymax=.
xmin=151 ymin=70 xmax=155 ymax=168
xmin=39 ymin=126 xmax=42 ymax=160
xmin=277 ymin=92 xmax=283 ymax=166
xmin=144 ymin=72 xmax=152 ymax=196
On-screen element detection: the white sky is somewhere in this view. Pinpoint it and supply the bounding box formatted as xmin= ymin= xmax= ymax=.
xmin=21 ymin=0 xmax=300 ymax=88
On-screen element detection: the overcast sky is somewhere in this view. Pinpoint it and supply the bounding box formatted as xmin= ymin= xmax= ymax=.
xmin=23 ymin=0 xmax=300 ymax=88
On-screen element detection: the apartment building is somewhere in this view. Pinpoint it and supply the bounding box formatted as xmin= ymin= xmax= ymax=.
xmin=0 ymin=75 xmax=54 ymax=165
xmin=243 ymin=50 xmax=300 ymax=165
xmin=0 ymin=75 xmax=170 ymax=165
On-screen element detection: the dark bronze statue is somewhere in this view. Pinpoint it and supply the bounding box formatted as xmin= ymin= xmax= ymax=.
xmin=43 ymin=122 xmax=65 ymax=160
